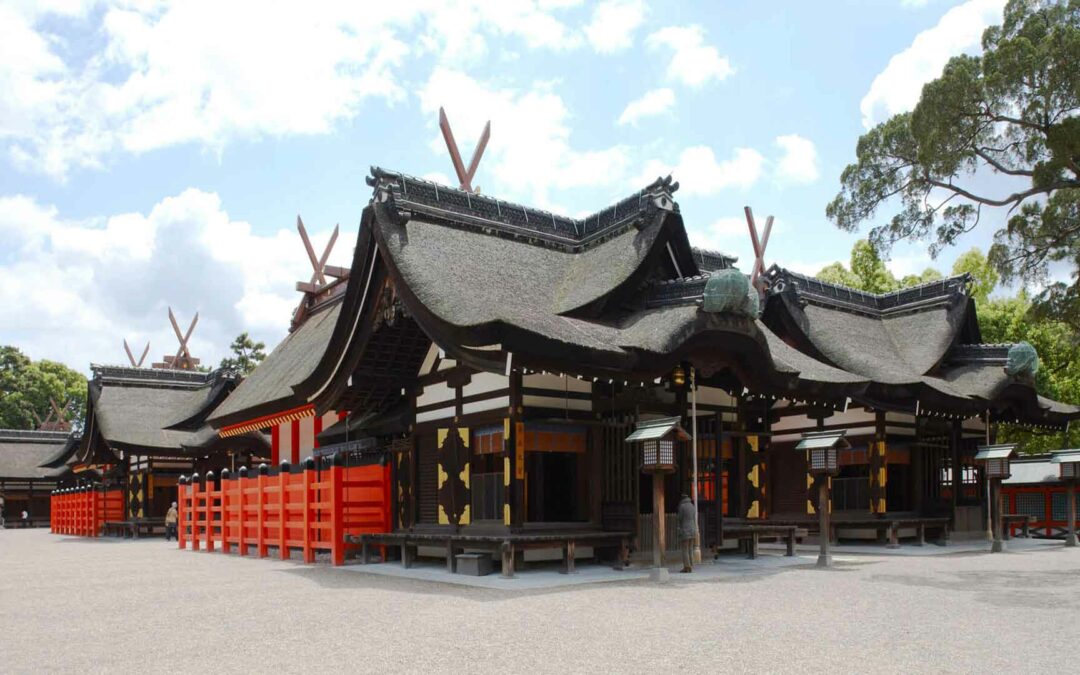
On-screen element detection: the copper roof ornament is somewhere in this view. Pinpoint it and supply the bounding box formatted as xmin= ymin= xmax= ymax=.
xmin=152 ymin=308 xmax=201 ymax=370
xmin=438 ymin=106 xmax=490 ymax=193
xmin=744 ymin=206 xmax=774 ymax=295
xmin=123 ymin=338 xmax=150 ymax=368
xmin=290 ymin=216 xmax=348 ymax=331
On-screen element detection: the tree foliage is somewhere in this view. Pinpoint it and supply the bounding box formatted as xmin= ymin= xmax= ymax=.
xmin=828 ymin=0 xmax=1080 ymax=332
xmin=0 ymin=346 xmax=87 ymax=431
xmin=219 ymin=332 xmax=267 ymax=376
xmin=815 ymin=239 xmax=943 ymax=293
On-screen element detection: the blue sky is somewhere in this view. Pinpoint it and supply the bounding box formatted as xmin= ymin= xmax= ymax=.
xmin=0 ymin=0 xmax=1010 ymax=372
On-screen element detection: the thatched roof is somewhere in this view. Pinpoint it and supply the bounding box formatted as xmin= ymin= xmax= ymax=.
xmin=208 ymin=301 xmax=341 ymax=427
xmin=0 ymin=430 xmax=71 ymax=479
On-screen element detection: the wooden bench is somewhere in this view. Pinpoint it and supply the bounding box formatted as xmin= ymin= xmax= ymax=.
xmin=346 ymin=531 xmax=632 ymax=578
xmin=103 ymin=519 xmax=166 ymax=539
xmin=1002 ymin=514 xmax=1035 ymax=540
xmin=750 ymin=516 xmax=951 ymax=548
xmin=721 ymin=524 xmax=806 ymax=559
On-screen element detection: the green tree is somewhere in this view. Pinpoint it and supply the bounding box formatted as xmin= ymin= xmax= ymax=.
xmin=0 ymin=346 xmax=87 ymax=430
xmin=951 ymin=248 xmax=999 ymax=304
xmin=978 ymin=293 xmax=1080 ymax=453
xmin=827 ymin=0 xmax=1080 ymax=332
xmin=219 ymin=332 xmax=267 ymax=376
xmin=815 ymin=240 xmax=942 ymax=293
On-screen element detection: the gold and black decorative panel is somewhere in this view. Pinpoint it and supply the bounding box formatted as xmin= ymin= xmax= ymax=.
xmin=869 ymin=440 xmax=887 ymax=514
xmin=745 ymin=435 xmax=766 ymax=519
xmin=396 ymin=447 xmax=412 ymax=529
xmin=127 ymin=471 xmax=145 ymax=520
xmin=436 ymin=426 xmax=470 ymax=526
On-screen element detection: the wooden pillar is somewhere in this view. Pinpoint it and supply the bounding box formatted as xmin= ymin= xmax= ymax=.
xmin=220 ymin=469 xmax=231 ymax=554
xmin=870 ymin=411 xmax=887 ymax=516
xmin=652 ymin=472 xmax=665 ymax=568
xmin=1066 ymin=480 xmax=1077 ymax=548
xmin=278 ymin=463 xmax=289 ymax=560
xmin=949 ymin=419 xmax=961 ymax=526
xmin=330 ymin=453 xmax=345 ymax=566
xmin=302 ymin=460 xmax=315 ymax=563
xmin=817 ymin=479 xmax=831 ymax=567
xmin=509 ymin=369 xmax=524 ymax=530
xmin=256 ymin=465 xmax=268 ymax=558
xmin=204 ymin=472 xmax=215 ymax=553
xmin=990 ymin=478 xmax=1004 ymax=553
xmin=237 ymin=467 xmax=250 ymax=557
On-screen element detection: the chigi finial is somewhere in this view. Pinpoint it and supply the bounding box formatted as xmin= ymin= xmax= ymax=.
xmin=439 ymin=106 xmax=490 ymax=193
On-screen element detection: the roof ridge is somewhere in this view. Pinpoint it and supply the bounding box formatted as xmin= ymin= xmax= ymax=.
xmin=766 ymin=266 xmax=971 ymax=317
xmin=91 ymin=364 xmax=237 ymax=388
xmin=367 ymin=167 xmax=679 ymax=253
xmin=0 ymin=429 xmax=72 ymax=443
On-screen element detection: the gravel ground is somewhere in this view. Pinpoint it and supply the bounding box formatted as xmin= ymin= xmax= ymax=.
xmin=2 ymin=529 xmax=1079 ymax=674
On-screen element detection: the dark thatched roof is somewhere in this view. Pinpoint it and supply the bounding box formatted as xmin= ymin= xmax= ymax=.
xmin=0 ymin=430 xmax=71 ymax=479
xmin=81 ymin=366 xmax=260 ymax=456
xmin=208 ymin=301 xmax=341 ymax=426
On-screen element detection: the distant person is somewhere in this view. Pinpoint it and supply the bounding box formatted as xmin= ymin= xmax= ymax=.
xmin=165 ymin=502 xmax=178 ymax=541
xmin=678 ymin=494 xmax=696 ymax=573
xmin=21 ymin=510 xmax=29 ymax=528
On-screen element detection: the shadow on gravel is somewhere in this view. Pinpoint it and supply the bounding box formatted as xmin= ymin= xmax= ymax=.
xmin=869 ymin=563 xmax=1080 ymax=610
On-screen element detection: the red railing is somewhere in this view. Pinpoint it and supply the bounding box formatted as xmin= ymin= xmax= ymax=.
xmin=1002 ymin=485 xmax=1078 ymax=538
xmin=177 ymin=457 xmax=391 ymax=566
xmin=49 ymin=487 xmax=125 ymax=537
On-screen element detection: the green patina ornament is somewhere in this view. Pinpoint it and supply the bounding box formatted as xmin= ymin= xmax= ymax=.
xmin=703 ymin=269 xmax=751 ymax=314
xmin=743 ymin=286 xmax=760 ymax=318
xmin=1005 ymin=341 xmax=1039 ymax=377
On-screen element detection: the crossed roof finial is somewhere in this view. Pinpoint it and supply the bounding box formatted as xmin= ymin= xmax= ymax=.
xmin=290 ymin=216 xmax=349 ymax=331
xmin=123 ymin=339 xmax=150 ymax=368
xmin=439 ymin=106 xmax=490 ymax=193
xmin=151 ymin=308 xmax=200 ymax=370
xmin=744 ymin=206 xmax=774 ymax=294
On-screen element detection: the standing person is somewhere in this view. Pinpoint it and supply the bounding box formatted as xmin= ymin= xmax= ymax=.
xmin=21 ymin=510 xmax=29 ymax=528
xmin=677 ymin=493 xmax=696 ymax=573
xmin=165 ymin=501 xmax=178 ymax=541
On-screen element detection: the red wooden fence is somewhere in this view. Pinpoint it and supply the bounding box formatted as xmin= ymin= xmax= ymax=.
xmin=1002 ymin=485 xmax=1080 ymax=538
xmin=177 ymin=457 xmax=391 ymax=566
xmin=49 ymin=487 xmax=125 ymax=537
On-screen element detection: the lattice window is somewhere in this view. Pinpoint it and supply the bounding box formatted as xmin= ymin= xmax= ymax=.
xmin=1050 ymin=492 xmax=1079 ymax=521
xmin=1015 ymin=493 xmax=1045 ymax=520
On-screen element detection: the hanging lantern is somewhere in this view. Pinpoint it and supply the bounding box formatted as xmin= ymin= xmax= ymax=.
xmin=672 ymin=365 xmax=686 ymax=388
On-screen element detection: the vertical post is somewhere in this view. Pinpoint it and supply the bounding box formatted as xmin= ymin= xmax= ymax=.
xmin=990 ymin=478 xmax=1004 ymax=553
xmin=237 ymin=467 xmax=249 ymax=557
xmin=279 ymin=461 xmax=290 ymax=561
xmin=1066 ymin=479 xmax=1077 ymax=548
xmin=178 ymin=477 xmax=188 ymax=549
xmin=220 ymin=469 xmax=232 ymax=554
xmin=302 ymin=458 xmax=315 ymax=564
xmin=190 ymin=473 xmax=201 ymax=551
xmin=651 ymin=472 xmax=667 ymax=582
xmin=204 ymin=471 xmax=215 ymax=553
xmin=331 ymin=452 xmax=345 ymax=567
xmin=817 ymin=480 xmax=831 ymax=567
xmin=256 ymin=464 xmax=268 ymax=558
xmin=690 ymin=367 xmax=701 ymax=563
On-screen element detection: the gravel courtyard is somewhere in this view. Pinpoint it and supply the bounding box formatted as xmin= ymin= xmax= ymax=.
xmin=2 ymin=529 xmax=1078 ymax=674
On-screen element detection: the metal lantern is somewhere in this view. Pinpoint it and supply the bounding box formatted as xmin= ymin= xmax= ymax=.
xmin=1052 ymin=450 xmax=1080 ymax=480
xmin=796 ymin=430 xmax=849 ymax=477
xmin=625 ymin=416 xmax=689 ymax=474
xmin=975 ymin=444 xmax=1015 ymax=479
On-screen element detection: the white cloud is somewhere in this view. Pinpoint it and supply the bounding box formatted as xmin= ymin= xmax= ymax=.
xmin=0 ymin=1 xmax=589 ymax=180
xmin=0 ymin=190 xmax=349 ymax=372
xmin=418 ymin=67 xmax=630 ymax=209
xmin=645 ymin=25 xmax=734 ymax=88
xmin=774 ymin=134 xmax=819 ymax=185
xmin=585 ymin=0 xmax=647 ymax=54
xmin=860 ymin=0 xmax=1006 ymax=128
xmin=617 ymin=88 xmax=675 ymax=126
xmin=901 ymin=0 xmax=932 ymax=7
xmin=637 ymin=146 xmax=764 ymax=196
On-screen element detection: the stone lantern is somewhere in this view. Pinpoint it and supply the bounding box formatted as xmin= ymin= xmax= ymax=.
xmin=1051 ymin=450 xmax=1080 ymax=548
xmin=975 ymin=443 xmax=1016 ymax=553
xmin=626 ymin=416 xmax=689 ymax=581
xmin=796 ymin=430 xmax=849 ymax=567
